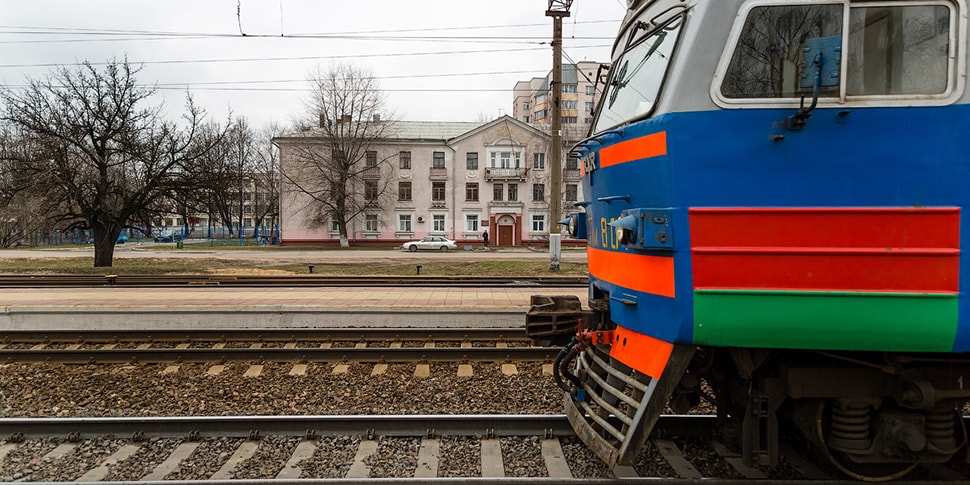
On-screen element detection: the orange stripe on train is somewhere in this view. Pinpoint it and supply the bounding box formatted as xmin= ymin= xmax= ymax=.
xmin=609 ymin=325 xmax=674 ymax=379
xmin=599 ymin=131 xmax=667 ymax=168
xmin=588 ymin=247 xmax=675 ymax=298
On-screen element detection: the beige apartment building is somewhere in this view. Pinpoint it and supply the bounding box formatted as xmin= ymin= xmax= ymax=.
xmin=512 ymin=60 xmax=604 ymax=142
xmin=276 ymin=115 xmax=584 ymax=247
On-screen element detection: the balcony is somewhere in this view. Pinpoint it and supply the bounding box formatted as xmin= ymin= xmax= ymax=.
xmin=362 ymin=166 xmax=381 ymax=179
xmin=485 ymin=167 xmax=527 ymax=181
xmin=429 ymin=167 xmax=448 ymax=180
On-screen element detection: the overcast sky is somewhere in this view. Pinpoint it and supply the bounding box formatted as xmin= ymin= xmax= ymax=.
xmin=0 ymin=0 xmax=626 ymax=128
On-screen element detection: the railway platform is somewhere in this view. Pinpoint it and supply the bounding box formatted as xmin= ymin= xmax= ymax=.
xmin=0 ymin=286 xmax=588 ymax=330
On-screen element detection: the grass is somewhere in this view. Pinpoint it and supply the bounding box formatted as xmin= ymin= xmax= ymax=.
xmin=0 ymin=256 xmax=588 ymax=277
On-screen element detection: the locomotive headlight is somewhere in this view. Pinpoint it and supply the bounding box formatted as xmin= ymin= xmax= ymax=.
xmin=559 ymin=213 xmax=587 ymax=239
xmin=609 ymin=214 xmax=638 ymax=246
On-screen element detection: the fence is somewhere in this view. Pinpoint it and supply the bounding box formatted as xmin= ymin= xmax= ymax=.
xmin=11 ymin=226 xmax=281 ymax=248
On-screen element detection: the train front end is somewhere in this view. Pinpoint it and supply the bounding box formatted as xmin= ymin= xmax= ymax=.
xmin=528 ymin=0 xmax=970 ymax=478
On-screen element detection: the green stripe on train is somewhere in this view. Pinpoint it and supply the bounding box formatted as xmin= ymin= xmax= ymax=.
xmin=693 ymin=290 xmax=958 ymax=352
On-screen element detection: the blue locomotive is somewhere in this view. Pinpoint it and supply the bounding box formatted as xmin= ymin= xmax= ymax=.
xmin=528 ymin=0 xmax=970 ymax=479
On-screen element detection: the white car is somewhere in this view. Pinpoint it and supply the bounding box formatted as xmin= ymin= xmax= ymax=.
xmin=402 ymin=236 xmax=457 ymax=252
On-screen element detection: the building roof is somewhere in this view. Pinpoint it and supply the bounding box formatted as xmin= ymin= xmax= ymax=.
xmin=383 ymin=121 xmax=485 ymax=141
xmin=276 ymin=120 xmax=487 ymax=144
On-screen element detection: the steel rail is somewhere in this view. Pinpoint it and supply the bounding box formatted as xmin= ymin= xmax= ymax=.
xmin=0 ymin=414 xmax=715 ymax=441
xmin=0 ymin=346 xmax=557 ymax=364
xmin=0 ymin=274 xmax=588 ymax=288
xmin=1 ymin=328 xmax=529 ymax=344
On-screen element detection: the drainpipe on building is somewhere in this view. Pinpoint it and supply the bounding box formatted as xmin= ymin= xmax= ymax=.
xmin=448 ymin=145 xmax=457 ymax=242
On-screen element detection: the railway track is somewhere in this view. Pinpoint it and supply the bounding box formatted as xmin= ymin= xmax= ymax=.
xmin=0 ymin=328 xmax=548 ymax=364
xmin=0 ymin=274 xmax=588 ymax=288
xmin=0 ymin=414 xmax=965 ymax=483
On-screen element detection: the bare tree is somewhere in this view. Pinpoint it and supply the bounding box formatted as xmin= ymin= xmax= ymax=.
xmin=0 ymin=58 xmax=226 ymax=266
xmin=279 ymin=62 xmax=396 ymax=247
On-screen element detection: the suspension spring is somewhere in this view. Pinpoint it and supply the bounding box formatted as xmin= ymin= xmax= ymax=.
xmin=829 ymin=402 xmax=871 ymax=451
xmin=925 ymin=406 xmax=956 ymax=451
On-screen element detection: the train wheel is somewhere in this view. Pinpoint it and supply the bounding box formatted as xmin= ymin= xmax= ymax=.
xmin=814 ymin=401 xmax=917 ymax=482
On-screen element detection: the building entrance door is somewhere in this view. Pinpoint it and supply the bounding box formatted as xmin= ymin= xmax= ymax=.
xmin=497 ymin=215 xmax=515 ymax=246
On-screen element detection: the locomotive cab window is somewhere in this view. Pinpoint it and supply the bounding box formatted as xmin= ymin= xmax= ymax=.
xmin=593 ymin=10 xmax=686 ymax=131
xmin=718 ymin=1 xmax=955 ymax=103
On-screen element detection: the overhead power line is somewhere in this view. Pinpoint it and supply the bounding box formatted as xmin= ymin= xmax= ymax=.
xmin=0 ymin=44 xmax=610 ymax=69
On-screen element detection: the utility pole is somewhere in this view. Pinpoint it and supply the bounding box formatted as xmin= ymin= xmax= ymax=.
xmin=546 ymin=0 xmax=571 ymax=271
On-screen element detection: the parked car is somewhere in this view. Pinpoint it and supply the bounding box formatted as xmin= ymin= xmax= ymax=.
xmin=154 ymin=232 xmax=183 ymax=243
xmin=116 ymin=233 xmax=129 ymax=244
xmin=402 ymin=236 xmax=457 ymax=252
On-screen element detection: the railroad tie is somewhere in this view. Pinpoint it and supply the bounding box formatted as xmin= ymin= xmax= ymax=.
xmin=141 ymin=441 xmax=201 ymax=481
xmin=371 ymin=363 xmax=389 ymax=375
xmin=276 ymin=440 xmax=318 ymax=479
xmin=653 ymin=438 xmax=702 ymax=478
xmin=289 ymin=363 xmax=308 ymax=376
xmin=207 ymin=365 xmax=226 ymax=375
xmin=0 ymin=443 xmax=20 ymax=462
xmin=210 ymin=441 xmax=259 ymax=480
xmin=541 ymin=438 xmax=572 ymax=478
xmin=457 ymin=363 xmax=474 ymax=377
xmin=244 ymin=343 xmax=265 ymax=375
xmin=612 ymin=465 xmax=640 ymax=477
xmin=480 ymin=438 xmax=505 ymax=477
xmin=243 ymin=364 xmax=264 ymax=378
xmin=42 ymin=443 xmax=77 ymax=462
xmin=414 ymin=437 xmax=441 ymax=478
xmin=76 ymin=443 xmax=141 ymax=482
xmin=711 ymin=441 xmax=767 ymax=479
xmin=346 ymin=439 xmax=379 ymax=478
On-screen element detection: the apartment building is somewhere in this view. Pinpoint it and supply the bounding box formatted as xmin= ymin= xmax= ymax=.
xmin=512 ymin=60 xmax=604 ymax=142
xmin=276 ymin=116 xmax=586 ymax=247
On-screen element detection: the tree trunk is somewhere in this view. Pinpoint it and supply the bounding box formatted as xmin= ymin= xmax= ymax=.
xmin=92 ymin=229 xmax=119 ymax=267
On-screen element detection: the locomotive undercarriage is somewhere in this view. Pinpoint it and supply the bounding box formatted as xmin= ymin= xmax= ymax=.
xmin=704 ymin=347 xmax=970 ymax=481
xmin=527 ymin=293 xmax=970 ymax=481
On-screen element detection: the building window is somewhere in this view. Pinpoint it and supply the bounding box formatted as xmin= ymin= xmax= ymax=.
xmin=585 ymin=85 xmax=595 ymax=95
xmin=522 ymin=116 xmax=530 ymax=123
xmin=493 ymin=184 xmax=503 ymax=202
xmin=585 ymin=101 xmax=594 ymax=113
xmin=533 ymin=153 xmax=545 ymax=170
xmin=399 ymin=151 xmax=411 ymax=170
xmin=563 ymin=116 xmax=578 ymax=124
xmin=565 ymin=157 xmax=579 ymax=170
xmin=365 ymin=214 xmax=378 ymax=232
xmin=533 ymin=183 xmax=545 ymax=202
xmin=466 ymin=152 xmax=478 ymax=170
xmin=433 ymin=151 xmax=445 ymax=169
xmin=532 ymin=214 xmax=546 ymax=232
xmin=508 ymin=183 xmax=518 ymax=201
xmin=466 ymin=183 xmax=479 ymax=202
xmin=399 ymin=214 xmax=412 ymax=232
xmin=522 ymin=102 xmax=530 ymax=110
xmin=563 ymin=100 xmax=577 ymax=110
xmin=565 ymin=184 xmax=578 ymax=202
xmin=365 ymin=151 xmax=377 ymax=167
xmin=398 ymin=181 xmax=411 ymax=201
xmin=563 ymin=84 xmax=577 ymax=93
xmin=244 ymin=218 xmax=252 ymax=227
xmin=465 ymin=214 xmax=479 ymax=232
xmin=490 ymin=150 xmax=521 ymax=169
xmin=536 ymin=94 xmax=546 ymax=104
xmin=433 ymin=214 xmax=445 ymax=232
xmin=330 ymin=219 xmax=339 ymax=232
xmin=364 ymin=180 xmax=378 ymax=201
xmin=432 ymin=181 xmax=446 ymax=201
xmin=535 ymin=109 xmax=548 ymax=120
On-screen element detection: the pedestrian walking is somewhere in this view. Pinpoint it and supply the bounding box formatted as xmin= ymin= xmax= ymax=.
xmin=482 ymin=229 xmax=489 ymax=249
